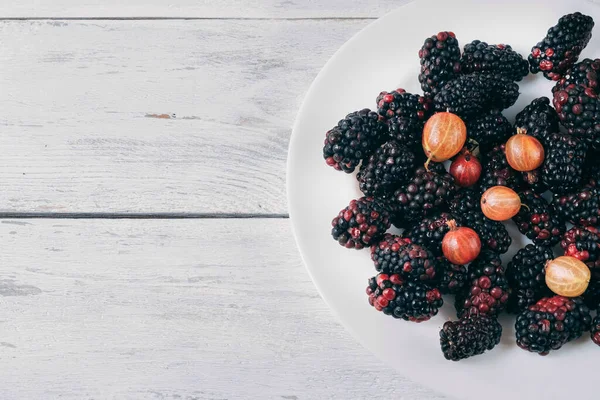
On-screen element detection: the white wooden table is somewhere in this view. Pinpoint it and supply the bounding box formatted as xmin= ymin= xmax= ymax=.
xmin=0 ymin=1 xmax=449 ymax=398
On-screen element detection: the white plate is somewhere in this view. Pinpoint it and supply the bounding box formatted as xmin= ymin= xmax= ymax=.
xmin=287 ymin=0 xmax=600 ymax=399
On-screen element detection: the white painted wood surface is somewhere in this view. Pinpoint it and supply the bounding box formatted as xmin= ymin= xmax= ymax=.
xmin=0 ymin=19 xmax=380 ymax=215
xmin=0 ymin=219 xmax=444 ymax=399
xmin=0 ymin=1 xmax=409 ymax=18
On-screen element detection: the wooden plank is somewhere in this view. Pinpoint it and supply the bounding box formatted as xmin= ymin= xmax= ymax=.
xmin=0 ymin=1 xmax=410 ymax=19
xmin=0 ymin=20 xmax=371 ymax=214
xmin=0 ymin=218 xmax=444 ymax=399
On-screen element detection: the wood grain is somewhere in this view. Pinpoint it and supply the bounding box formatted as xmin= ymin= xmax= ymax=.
xmin=0 ymin=218 xmax=444 ymax=399
xmin=0 ymin=1 xmax=410 ymax=19
xmin=0 ymin=19 xmax=373 ymax=215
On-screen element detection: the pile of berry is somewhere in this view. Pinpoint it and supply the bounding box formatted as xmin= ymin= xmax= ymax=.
xmin=323 ymin=12 xmax=600 ymax=361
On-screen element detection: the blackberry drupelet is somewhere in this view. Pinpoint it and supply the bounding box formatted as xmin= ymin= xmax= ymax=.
xmin=433 ymin=73 xmax=520 ymax=119
xmin=366 ymin=273 xmax=443 ymax=322
xmin=465 ymin=111 xmax=513 ymax=150
xmin=515 ymin=296 xmax=592 ymax=355
xmin=376 ymin=88 xmax=433 ymax=121
xmin=440 ymin=314 xmax=502 ymax=361
xmin=371 ymin=235 xmax=438 ymax=282
xmin=529 ymin=12 xmax=595 ymax=80
xmin=437 ymin=256 xmax=468 ymax=295
xmin=323 ymin=109 xmax=387 ymax=173
xmin=553 ymin=84 xmax=600 ymax=145
xmin=357 ymin=141 xmax=416 ymax=197
xmin=553 ymin=58 xmax=600 ymax=95
xmin=480 ymin=144 xmax=523 ymax=193
xmin=456 ymin=251 xmax=511 ymax=317
xmin=552 ymin=184 xmax=600 ymax=226
xmin=457 ymin=210 xmax=512 ymax=254
xmin=560 ymin=226 xmax=600 ymax=269
xmin=541 ymin=132 xmax=587 ymax=194
xmin=506 ymin=244 xmax=554 ymax=313
xmin=331 ymin=196 xmax=391 ymax=250
xmin=418 ymin=31 xmax=461 ymax=97
xmin=391 ymin=166 xmax=457 ymax=224
xmin=406 ymin=212 xmax=457 ymax=256
xmin=513 ymin=190 xmax=565 ymax=247
xmin=592 ymin=316 xmax=600 ymax=346
xmin=460 ymin=40 xmax=529 ymax=82
xmin=514 ymin=97 xmax=560 ymax=146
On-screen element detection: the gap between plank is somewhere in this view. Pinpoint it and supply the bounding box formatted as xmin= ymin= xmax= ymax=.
xmin=0 ymin=212 xmax=289 ymax=219
xmin=0 ymin=17 xmax=377 ymax=21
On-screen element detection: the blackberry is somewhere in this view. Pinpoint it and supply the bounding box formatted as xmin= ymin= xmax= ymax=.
xmin=391 ymin=166 xmax=457 ymax=224
xmin=515 ymin=296 xmax=592 ymax=355
xmin=370 ymin=235 xmax=438 ymax=282
xmin=387 ymin=116 xmax=423 ymax=150
xmin=521 ymin=169 xmax=547 ymax=194
xmin=512 ymin=190 xmax=565 ymax=247
xmin=433 ymin=73 xmax=520 ymax=119
xmin=465 ymin=111 xmax=513 ymax=150
xmin=460 ymin=40 xmax=529 ymax=82
xmin=583 ymin=279 xmax=600 ymax=311
xmin=553 ymin=58 xmax=600 ymax=95
xmin=506 ymin=244 xmax=554 ymax=313
xmin=418 ymin=31 xmax=461 ymax=97
xmin=553 ymin=84 xmax=600 ymax=145
xmin=562 ymin=226 xmax=600 ymax=310
xmin=323 ymin=109 xmax=387 ymax=173
xmin=480 ymin=144 xmax=523 ymax=193
xmin=406 ymin=212 xmax=457 ymax=256
xmin=448 ymin=188 xmax=480 ymax=215
xmin=458 ymin=210 xmax=512 ymax=254
xmin=437 ymin=256 xmax=468 ymax=295
xmin=551 ymin=184 xmax=600 ymax=226
xmin=456 ymin=251 xmax=511 ymax=317
xmin=366 ymin=273 xmax=443 ymax=322
xmin=440 ymin=314 xmax=502 ymax=361
xmin=357 ymin=141 xmax=416 ymax=196
xmin=592 ymin=316 xmax=600 ymax=346
xmin=529 ymin=12 xmax=595 ymax=80
xmin=376 ymin=88 xmax=433 ymax=121
xmin=487 ymin=74 xmax=521 ymax=110
xmin=514 ymin=97 xmax=560 ymax=145
xmin=541 ymin=132 xmax=587 ymax=194
xmin=331 ymin=197 xmax=391 ymax=250
xmin=560 ymin=226 xmax=600 ymax=269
